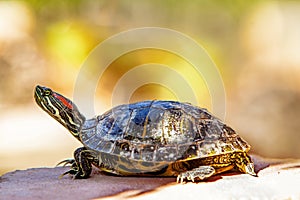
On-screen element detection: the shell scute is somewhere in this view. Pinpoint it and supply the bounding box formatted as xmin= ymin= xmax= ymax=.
xmin=131 ymin=107 xmax=150 ymax=126
xmin=220 ymin=143 xmax=235 ymax=153
xmin=198 ymin=140 xmax=220 ymax=156
xmin=178 ymin=143 xmax=198 ymax=160
xmin=140 ymin=144 xmax=156 ymax=162
xmin=156 ymin=145 xmax=178 ymax=161
xmin=152 ymin=100 xmax=182 ymax=109
xmin=113 ymin=140 xmax=131 ymax=157
xmin=82 ymin=118 xmax=97 ymax=130
xmin=96 ymin=140 xmax=114 ymax=152
xmin=128 ymin=100 xmax=153 ymax=110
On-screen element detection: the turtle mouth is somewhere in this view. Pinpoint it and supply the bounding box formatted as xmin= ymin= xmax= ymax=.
xmin=34 ymin=85 xmax=53 ymax=114
xmin=34 ymin=85 xmax=44 ymax=108
xmin=34 ymin=88 xmax=41 ymax=104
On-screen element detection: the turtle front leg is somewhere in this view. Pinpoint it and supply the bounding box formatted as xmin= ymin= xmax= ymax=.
xmin=58 ymin=147 xmax=93 ymax=179
xmin=177 ymin=166 xmax=216 ymax=183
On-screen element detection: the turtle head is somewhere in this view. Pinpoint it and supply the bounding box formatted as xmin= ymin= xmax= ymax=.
xmin=34 ymin=85 xmax=85 ymax=138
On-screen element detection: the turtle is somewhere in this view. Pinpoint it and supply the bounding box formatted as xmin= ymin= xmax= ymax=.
xmin=34 ymin=85 xmax=256 ymax=183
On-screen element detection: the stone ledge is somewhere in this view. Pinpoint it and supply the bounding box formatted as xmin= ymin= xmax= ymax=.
xmin=1 ymin=155 xmax=300 ymax=200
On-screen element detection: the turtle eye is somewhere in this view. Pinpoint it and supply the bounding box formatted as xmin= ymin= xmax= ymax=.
xmin=44 ymin=89 xmax=52 ymax=96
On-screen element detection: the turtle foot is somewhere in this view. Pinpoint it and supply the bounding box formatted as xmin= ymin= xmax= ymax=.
xmin=177 ymin=166 xmax=216 ymax=183
xmin=57 ymin=147 xmax=93 ymax=179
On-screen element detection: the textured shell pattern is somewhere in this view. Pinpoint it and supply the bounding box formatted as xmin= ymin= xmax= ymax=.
xmin=80 ymin=100 xmax=250 ymax=163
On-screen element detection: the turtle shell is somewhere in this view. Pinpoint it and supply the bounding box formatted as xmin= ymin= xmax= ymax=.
xmin=80 ymin=100 xmax=250 ymax=165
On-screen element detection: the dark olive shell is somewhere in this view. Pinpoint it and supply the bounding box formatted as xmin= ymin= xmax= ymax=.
xmin=80 ymin=100 xmax=250 ymax=164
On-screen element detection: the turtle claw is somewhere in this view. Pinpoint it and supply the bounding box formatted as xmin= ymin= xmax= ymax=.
xmin=58 ymin=162 xmax=79 ymax=179
xmin=56 ymin=159 xmax=75 ymax=167
xmin=57 ymin=158 xmax=83 ymax=179
xmin=59 ymin=168 xmax=89 ymax=179
xmin=58 ymin=170 xmax=71 ymax=179
xmin=58 ymin=168 xmax=78 ymax=179
xmin=176 ymin=166 xmax=216 ymax=183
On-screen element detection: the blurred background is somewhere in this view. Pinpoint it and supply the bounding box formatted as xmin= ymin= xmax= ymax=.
xmin=1 ymin=0 xmax=300 ymax=175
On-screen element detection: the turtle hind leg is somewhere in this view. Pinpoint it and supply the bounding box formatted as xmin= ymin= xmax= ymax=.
xmin=177 ymin=166 xmax=215 ymax=183
xmin=234 ymin=152 xmax=257 ymax=177
xmin=58 ymin=147 xmax=93 ymax=179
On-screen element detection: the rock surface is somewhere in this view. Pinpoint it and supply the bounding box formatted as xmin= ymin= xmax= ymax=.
xmin=1 ymin=155 xmax=300 ymax=200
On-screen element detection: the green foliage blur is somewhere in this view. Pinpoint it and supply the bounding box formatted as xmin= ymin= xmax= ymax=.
xmin=0 ymin=0 xmax=262 ymax=104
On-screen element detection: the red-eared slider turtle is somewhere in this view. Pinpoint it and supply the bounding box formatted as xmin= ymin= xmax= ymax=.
xmin=34 ymin=85 xmax=256 ymax=183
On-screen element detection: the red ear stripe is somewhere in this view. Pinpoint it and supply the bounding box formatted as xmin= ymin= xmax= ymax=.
xmin=53 ymin=93 xmax=73 ymax=109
